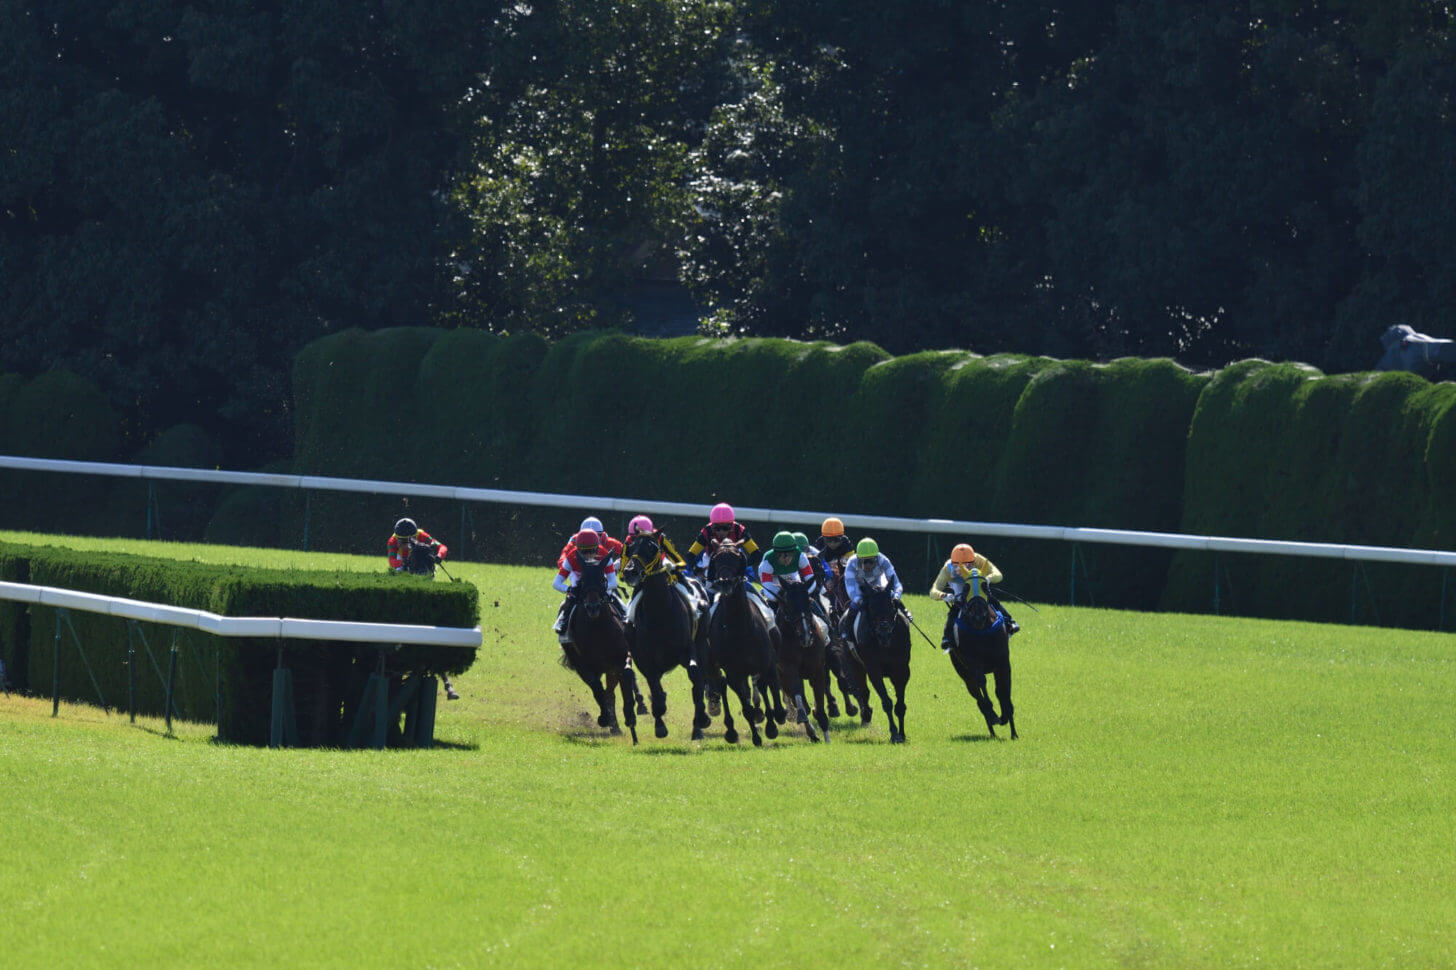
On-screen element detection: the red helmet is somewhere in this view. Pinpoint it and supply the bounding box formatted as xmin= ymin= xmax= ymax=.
xmin=572 ymin=529 xmax=601 ymax=549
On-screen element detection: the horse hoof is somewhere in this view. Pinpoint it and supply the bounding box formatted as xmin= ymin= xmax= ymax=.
xmin=636 ymin=702 xmax=649 ymax=716
xmin=765 ymin=720 xmax=779 ymax=740
xmin=691 ymin=727 xmax=704 ymax=741
xmin=694 ymin=713 xmax=712 ymax=730
xmin=861 ymin=713 xmax=872 ymax=726
xmin=890 ymin=733 xmax=904 ymax=744
xmin=844 ymin=700 xmax=858 ymax=717
xmin=807 ymin=731 xmax=821 ymax=743
xmin=610 ymin=726 xmax=622 ymax=736
xmin=725 ymin=729 xmax=739 ymax=744
xmin=752 ymin=733 xmax=763 ymax=747
xmin=774 ymin=707 xmax=787 ymax=725
xmin=827 ymin=699 xmax=841 ymax=718
xmin=707 ymin=698 xmax=721 ymax=717
xmin=654 ymin=721 xmax=669 ymax=739
xmin=597 ymin=714 xmax=612 ymax=728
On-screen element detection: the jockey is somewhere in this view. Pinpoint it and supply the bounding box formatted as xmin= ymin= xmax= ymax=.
xmin=791 ymin=532 xmax=835 ymax=616
xmin=758 ymin=531 xmax=816 ymax=605
xmin=621 ymin=514 xmax=709 ymax=622
xmin=839 ymin=537 xmax=904 ymax=642
xmin=551 ymin=529 xmax=624 ymax=646
xmin=815 ymin=517 xmax=855 ymax=613
xmin=388 ymin=518 xmax=448 ymax=574
xmin=557 ymin=515 xmax=624 ymax=569
xmin=930 ymin=543 xmax=1020 ymax=646
xmin=685 ymin=502 xmax=762 ymax=580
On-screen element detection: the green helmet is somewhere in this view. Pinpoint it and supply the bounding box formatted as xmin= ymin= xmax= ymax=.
xmin=772 ymin=531 xmax=798 ymax=552
xmin=792 ymin=532 xmax=810 ymax=553
xmin=856 ymin=537 xmax=880 ymax=558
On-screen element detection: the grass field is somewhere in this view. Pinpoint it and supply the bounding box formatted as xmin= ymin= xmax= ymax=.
xmin=1 ymin=532 xmax=1453 ymax=969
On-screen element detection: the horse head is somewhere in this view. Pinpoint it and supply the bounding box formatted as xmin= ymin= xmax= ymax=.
xmin=952 ymin=571 xmax=1003 ymax=641
xmin=860 ymin=575 xmax=901 ymax=646
xmin=708 ymin=539 xmax=746 ymax=594
xmin=622 ymin=532 xmax=663 ymax=586
xmin=575 ymin=555 xmax=611 ymax=619
xmin=775 ymin=577 xmax=815 ymax=643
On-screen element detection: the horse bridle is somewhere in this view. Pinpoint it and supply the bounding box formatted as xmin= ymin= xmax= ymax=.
xmin=623 ymin=534 xmax=667 ymax=585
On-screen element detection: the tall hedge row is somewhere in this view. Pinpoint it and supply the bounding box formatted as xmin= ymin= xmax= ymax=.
xmin=284 ymin=329 xmax=1208 ymax=607
xmin=1164 ymin=364 xmax=1456 ymax=626
xmin=0 ymin=541 xmax=478 ymax=744
xmin=9 ymin=331 xmax=1456 ymax=630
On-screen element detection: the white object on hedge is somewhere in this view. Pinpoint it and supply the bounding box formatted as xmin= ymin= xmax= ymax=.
xmin=0 ymin=581 xmax=481 ymax=647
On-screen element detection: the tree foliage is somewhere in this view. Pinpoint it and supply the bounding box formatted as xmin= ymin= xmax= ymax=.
xmin=0 ymin=0 xmax=496 ymax=460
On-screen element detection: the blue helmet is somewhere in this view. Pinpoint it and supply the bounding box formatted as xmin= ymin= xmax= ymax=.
xmin=579 ymin=516 xmax=604 ymax=533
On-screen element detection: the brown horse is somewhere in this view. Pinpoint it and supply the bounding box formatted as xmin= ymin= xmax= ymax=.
xmin=772 ymin=579 xmax=831 ymax=743
xmin=947 ymin=580 xmax=1017 ymax=739
xmin=704 ymin=540 xmax=784 ymax=746
xmin=620 ymin=531 xmax=710 ymax=740
xmin=564 ymin=556 xmax=640 ymax=743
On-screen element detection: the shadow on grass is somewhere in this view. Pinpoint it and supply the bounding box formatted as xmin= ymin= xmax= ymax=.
xmin=949 ymin=732 xmax=1002 ymax=743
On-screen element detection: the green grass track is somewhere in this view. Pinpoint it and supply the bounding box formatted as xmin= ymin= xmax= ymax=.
xmin=1 ymin=532 xmax=1452 ymax=968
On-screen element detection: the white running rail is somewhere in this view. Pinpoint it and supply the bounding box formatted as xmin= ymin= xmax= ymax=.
xmin=0 ymin=580 xmax=482 ymax=647
xmin=3 ymin=454 xmax=1455 ymax=568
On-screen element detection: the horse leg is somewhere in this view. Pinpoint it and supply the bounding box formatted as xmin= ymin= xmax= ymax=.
xmin=645 ymin=670 xmax=670 ymax=739
xmin=618 ymin=665 xmax=640 ymax=744
xmin=728 ymin=672 xmax=761 ymax=746
xmin=717 ymin=674 xmax=739 ymax=744
xmin=810 ymin=661 xmax=831 ymax=744
xmin=595 ymin=673 xmax=619 ymax=732
xmin=852 ymin=665 xmax=872 ymax=725
xmin=792 ymin=673 xmax=818 ymax=743
xmin=994 ymin=663 xmax=1016 ymax=739
xmin=866 ymin=672 xmax=899 ymax=742
xmin=891 ymin=666 xmax=909 ymax=744
xmin=950 ymin=651 xmax=998 ymax=737
xmin=689 ymin=663 xmax=710 ymax=739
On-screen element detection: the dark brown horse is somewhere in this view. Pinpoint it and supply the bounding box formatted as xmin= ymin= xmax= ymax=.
xmin=565 ymin=557 xmax=640 ymax=743
xmin=705 ymin=540 xmax=784 ymax=746
xmin=819 ymin=559 xmax=861 ymax=720
xmin=772 ymin=579 xmax=831 ymax=743
xmin=847 ymin=575 xmax=912 ymax=742
xmin=948 ymin=579 xmax=1017 ymax=739
xmin=620 ymin=532 xmax=710 ymax=740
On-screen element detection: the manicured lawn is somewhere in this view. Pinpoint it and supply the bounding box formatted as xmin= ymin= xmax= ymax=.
xmin=1 ymin=532 xmax=1452 ymax=968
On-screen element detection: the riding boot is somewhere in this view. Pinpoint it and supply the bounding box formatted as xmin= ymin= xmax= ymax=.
xmin=941 ymin=610 xmax=957 ymax=652
xmin=554 ymin=600 xmax=573 ymax=644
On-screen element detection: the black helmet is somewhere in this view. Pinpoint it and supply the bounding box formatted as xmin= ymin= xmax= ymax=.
xmin=394 ymin=518 xmax=418 ymax=538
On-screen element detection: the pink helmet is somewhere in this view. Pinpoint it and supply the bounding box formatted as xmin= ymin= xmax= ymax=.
xmin=627 ymin=514 xmax=655 ymax=535
xmin=708 ymin=503 xmax=735 ymax=525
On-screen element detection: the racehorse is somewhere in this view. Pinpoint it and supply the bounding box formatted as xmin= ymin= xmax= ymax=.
xmin=705 ymin=540 xmax=784 ymax=746
xmin=620 ymin=532 xmax=711 ymax=740
xmin=772 ymin=579 xmax=831 ymax=743
xmin=847 ymin=575 xmax=912 ymax=742
xmin=819 ymin=560 xmax=861 ymax=719
xmin=948 ymin=575 xmax=1017 ymax=739
xmin=565 ymin=556 xmax=640 ymax=743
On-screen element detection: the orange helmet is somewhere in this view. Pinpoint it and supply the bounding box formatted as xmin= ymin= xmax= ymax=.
xmin=821 ymin=517 xmax=846 ymax=537
xmin=951 ymin=543 xmax=976 ymax=564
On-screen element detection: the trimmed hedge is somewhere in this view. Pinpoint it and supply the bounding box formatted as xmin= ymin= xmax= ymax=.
xmin=1164 ymin=363 xmax=1456 ymax=626
xmin=0 ymin=541 xmax=478 ymax=745
xmin=0 ymin=371 xmax=125 ymax=536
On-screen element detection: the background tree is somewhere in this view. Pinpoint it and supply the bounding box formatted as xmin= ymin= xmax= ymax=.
xmin=0 ymin=0 xmax=497 ymax=462
xmin=450 ymin=0 xmax=740 ymax=335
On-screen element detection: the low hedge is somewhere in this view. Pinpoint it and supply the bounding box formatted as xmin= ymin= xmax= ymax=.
xmin=0 ymin=541 xmax=478 ymax=745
